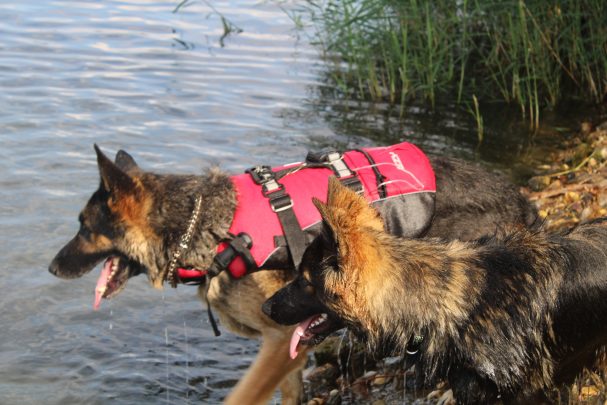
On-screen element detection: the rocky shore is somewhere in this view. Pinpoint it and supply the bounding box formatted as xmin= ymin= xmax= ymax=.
xmin=525 ymin=121 xmax=607 ymax=231
xmin=302 ymin=121 xmax=607 ymax=405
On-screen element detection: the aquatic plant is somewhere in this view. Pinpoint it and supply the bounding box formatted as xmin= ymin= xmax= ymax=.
xmin=174 ymin=0 xmax=242 ymax=47
xmin=295 ymin=0 xmax=607 ymax=128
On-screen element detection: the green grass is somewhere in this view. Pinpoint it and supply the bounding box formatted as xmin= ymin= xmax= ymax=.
xmin=293 ymin=0 xmax=607 ymax=128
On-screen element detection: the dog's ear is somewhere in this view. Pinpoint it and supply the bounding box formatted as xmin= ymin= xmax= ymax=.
xmin=312 ymin=196 xmax=330 ymax=223
xmin=313 ymin=196 xmax=338 ymax=245
xmin=114 ymin=150 xmax=140 ymax=174
xmin=94 ymin=144 xmax=137 ymax=197
xmin=324 ymin=177 xmax=383 ymax=232
xmin=313 ymin=178 xmax=384 ymax=265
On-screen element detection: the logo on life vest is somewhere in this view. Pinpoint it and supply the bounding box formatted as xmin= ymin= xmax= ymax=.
xmin=390 ymin=152 xmax=405 ymax=172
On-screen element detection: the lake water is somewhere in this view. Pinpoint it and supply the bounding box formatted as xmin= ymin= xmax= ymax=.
xmin=0 ymin=0 xmax=588 ymax=404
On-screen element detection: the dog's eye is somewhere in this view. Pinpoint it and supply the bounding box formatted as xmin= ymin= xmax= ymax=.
xmin=298 ymin=277 xmax=312 ymax=288
xmin=297 ymin=276 xmax=316 ymax=295
xmin=319 ymin=253 xmax=339 ymax=272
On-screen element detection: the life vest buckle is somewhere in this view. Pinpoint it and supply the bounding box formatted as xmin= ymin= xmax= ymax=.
xmin=246 ymin=165 xmax=274 ymax=185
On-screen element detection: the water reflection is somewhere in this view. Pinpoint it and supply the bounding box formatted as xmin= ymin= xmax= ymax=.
xmin=302 ymin=82 xmax=599 ymax=183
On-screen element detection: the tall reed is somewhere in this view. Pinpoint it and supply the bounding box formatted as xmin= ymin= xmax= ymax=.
xmin=296 ymin=0 xmax=607 ymax=127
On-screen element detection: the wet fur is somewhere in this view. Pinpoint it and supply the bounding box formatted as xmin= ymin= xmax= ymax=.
xmin=49 ymin=146 xmax=537 ymax=404
xmin=271 ymin=178 xmax=607 ymax=404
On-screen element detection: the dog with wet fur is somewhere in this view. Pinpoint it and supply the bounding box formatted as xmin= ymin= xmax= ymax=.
xmin=49 ymin=145 xmax=538 ymax=404
xmin=263 ymin=178 xmax=607 ymax=404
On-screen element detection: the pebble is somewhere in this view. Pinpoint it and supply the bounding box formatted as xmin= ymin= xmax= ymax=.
xmin=326 ymin=389 xmax=341 ymax=405
xmin=580 ymin=384 xmax=600 ymax=400
xmin=381 ymin=355 xmax=403 ymax=367
xmin=372 ymin=375 xmax=392 ymax=386
xmin=437 ymin=389 xmax=455 ymax=405
xmin=581 ymin=122 xmax=593 ymax=134
xmin=581 ymin=206 xmax=594 ymax=221
xmin=427 ymin=389 xmax=442 ymax=400
xmin=528 ymin=175 xmax=552 ymax=191
xmin=307 ymin=363 xmax=340 ymax=385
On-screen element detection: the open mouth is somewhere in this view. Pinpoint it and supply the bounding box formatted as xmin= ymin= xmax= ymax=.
xmin=94 ymin=256 xmax=142 ymax=310
xmin=289 ymin=312 xmax=343 ymax=359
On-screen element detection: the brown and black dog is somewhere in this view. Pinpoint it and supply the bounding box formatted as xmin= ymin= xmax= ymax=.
xmin=49 ymin=145 xmax=537 ymax=404
xmin=263 ymin=178 xmax=607 ymax=404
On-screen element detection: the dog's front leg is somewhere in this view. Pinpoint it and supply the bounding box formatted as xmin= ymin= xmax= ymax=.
xmin=277 ymin=361 xmax=305 ymax=405
xmin=224 ymin=330 xmax=309 ymax=405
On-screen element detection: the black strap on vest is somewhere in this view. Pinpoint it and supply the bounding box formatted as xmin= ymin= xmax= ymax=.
xmin=206 ymin=233 xmax=255 ymax=277
xmin=306 ymin=151 xmax=363 ymax=193
xmin=204 ymin=287 xmax=222 ymax=337
xmin=203 ymin=232 xmax=254 ymax=337
xmin=355 ymin=148 xmax=387 ymax=198
xmin=247 ymin=166 xmax=308 ymax=269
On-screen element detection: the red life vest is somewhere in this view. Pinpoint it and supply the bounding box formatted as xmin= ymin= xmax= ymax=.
xmin=208 ymin=141 xmax=436 ymax=278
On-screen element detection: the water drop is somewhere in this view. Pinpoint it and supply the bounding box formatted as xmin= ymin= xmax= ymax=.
xmin=183 ymin=320 xmax=190 ymax=401
xmin=165 ymin=326 xmax=170 ymax=404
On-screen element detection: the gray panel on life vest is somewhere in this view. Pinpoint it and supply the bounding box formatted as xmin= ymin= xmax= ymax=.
xmin=371 ymin=191 xmax=436 ymax=238
xmin=264 ymin=191 xmax=436 ymax=270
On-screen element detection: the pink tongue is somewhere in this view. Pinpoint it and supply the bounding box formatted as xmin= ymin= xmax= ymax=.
xmin=289 ymin=315 xmax=316 ymax=360
xmin=93 ymin=258 xmax=112 ymax=310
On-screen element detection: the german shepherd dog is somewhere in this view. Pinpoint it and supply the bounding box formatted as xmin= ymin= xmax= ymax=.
xmin=263 ymin=178 xmax=607 ymax=404
xmin=49 ymin=145 xmax=537 ymax=404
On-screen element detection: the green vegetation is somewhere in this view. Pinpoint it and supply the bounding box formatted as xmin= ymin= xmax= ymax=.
xmin=174 ymin=0 xmax=242 ymax=47
xmin=296 ymin=0 xmax=607 ymax=127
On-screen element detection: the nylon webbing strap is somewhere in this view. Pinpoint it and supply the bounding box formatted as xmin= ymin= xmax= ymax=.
xmin=202 ymin=233 xmax=254 ymax=337
xmin=247 ymin=166 xmax=307 ymax=269
xmin=324 ymin=151 xmax=353 ymax=178
xmin=268 ymin=189 xmax=307 ymax=268
xmin=340 ymin=174 xmax=363 ymax=193
xmin=209 ymin=233 xmax=256 ymax=276
xmin=305 ymin=151 xmax=363 ymax=193
xmin=355 ymin=148 xmax=387 ymax=198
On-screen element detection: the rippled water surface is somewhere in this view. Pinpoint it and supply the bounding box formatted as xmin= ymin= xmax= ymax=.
xmin=0 ymin=0 xmax=585 ymax=404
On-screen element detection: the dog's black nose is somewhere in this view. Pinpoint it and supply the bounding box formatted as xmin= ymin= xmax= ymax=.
xmin=261 ymin=299 xmax=273 ymax=318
